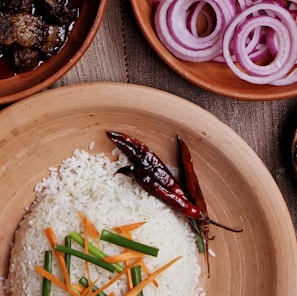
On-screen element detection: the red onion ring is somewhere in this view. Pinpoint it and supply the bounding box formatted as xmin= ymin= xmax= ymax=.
xmin=223 ymin=3 xmax=297 ymax=84
xmin=154 ymin=0 xmax=234 ymax=62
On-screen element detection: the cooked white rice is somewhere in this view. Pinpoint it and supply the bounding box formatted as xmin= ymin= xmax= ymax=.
xmin=6 ymin=148 xmax=203 ymax=295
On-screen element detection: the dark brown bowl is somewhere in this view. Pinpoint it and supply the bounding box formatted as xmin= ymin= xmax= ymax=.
xmin=0 ymin=0 xmax=108 ymax=104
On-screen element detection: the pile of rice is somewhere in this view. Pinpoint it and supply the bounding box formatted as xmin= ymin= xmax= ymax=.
xmin=6 ymin=147 xmax=204 ymax=295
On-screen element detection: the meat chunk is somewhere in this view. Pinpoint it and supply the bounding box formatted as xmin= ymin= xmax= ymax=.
xmin=35 ymin=0 xmax=78 ymax=25
xmin=0 ymin=0 xmax=79 ymax=72
xmin=10 ymin=13 xmax=47 ymax=48
xmin=0 ymin=0 xmax=34 ymax=13
xmin=12 ymin=46 xmax=41 ymax=71
xmin=0 ymin=12 xmax=16 ymax=46
xmin=40 ymin=25 xmax=66 ymax=58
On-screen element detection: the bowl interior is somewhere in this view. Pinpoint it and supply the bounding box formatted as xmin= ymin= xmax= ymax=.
xmin=130 ymin=0 xmax=297 ymax=100
xmin=0 ymin=0 xmax=107 ymax=104
xmin=0 ymin=83 xmax=296 ymax=295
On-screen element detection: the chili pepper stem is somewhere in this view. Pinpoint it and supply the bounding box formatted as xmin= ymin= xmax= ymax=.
xmin=208 ymin=219 xmax=243 ymax=233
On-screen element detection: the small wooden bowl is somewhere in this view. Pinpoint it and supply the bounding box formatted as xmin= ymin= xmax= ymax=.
xmin=0 ymin=0 xmax=108 ymax=105
xmin=0 ymin=83 xmax=296 ymax=295
xmin=130 ymin=0 xmax=297 ymax=100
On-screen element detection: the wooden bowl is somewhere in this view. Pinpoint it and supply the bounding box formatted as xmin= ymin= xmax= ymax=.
xmin=0 ymin=82 xmax=296 ymax=295
xmin=130 ymin=0 xmax=297 ymax=100
xmin=0 ymin=0 xmax=108 ymax=105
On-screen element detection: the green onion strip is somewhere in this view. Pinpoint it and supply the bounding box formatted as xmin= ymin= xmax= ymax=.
xmin=42 ymin=250 xmax=52 ymax=296
xmin=54 ymin=245 xmax=116 ymax=273
xmin=131 ymin=265 xmax=144 ymax=296
xmin=100 ymin=229 xmax=159 ymax=257
xmin=64 ymin=235 xmax=72 ymax=276
xmin=69 ymin=231 xmax=124 ymax=272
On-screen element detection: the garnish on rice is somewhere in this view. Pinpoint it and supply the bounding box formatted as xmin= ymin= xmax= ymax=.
xmin=35 ymin=213 xmax=180 ymax=295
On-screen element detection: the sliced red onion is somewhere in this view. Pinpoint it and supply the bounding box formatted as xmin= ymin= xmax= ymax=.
xmin=154 ymin=0 xmax=234 ymax=62
xmin=271 ymin=68 xmax=297 ymax=86
xmin=223 ymin=3 xmax=297 ymax=84
xmin=167 ymin=0 xmax=224 ymax=49
xmin=186 ymin=1 xmax=213 ymax=37
xmin=232 ymin=16 xmax=290 ymax=76
xmin=152 ymin=0 xmax=297 ymax=86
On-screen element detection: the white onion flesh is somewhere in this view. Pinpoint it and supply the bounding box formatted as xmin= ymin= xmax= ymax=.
xmin=153 ymin=0 xmax=297 ymax=86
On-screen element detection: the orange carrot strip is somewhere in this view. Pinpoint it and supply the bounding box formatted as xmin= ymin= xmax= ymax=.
xmin=36 ymin=266 xmax=66 ymax=290
xmin=115 ymin=228 xmax=134 ymax=290
xmin=78 ymin=211 xmax=100 ymax=239
xmin=81 ymin=275 xmax=101 ymax=296
xmin=44 ymin=228 xmax=71 ymax=290
xmin=71 ymin=284 xmax=84 ymax=293
xmin=139 ymin=260 xmax=158 ymax=288
xmin=117 ymin=228 xmax=158 ymax=288
xmin=35 ymin=266 xmax=78 ymax=296
xmin=78 ymin=212 xmax=93 ymax=283
xmin=124 ymin=257 xmax=182 ymax=296
xmin=103 ymin=250 xmax=143 ymax=263
xmin=109 ymin=293 xmax=116 ymax=296
xmin=113 ymin=221 xmax=146 ymax=233
xmin=89 ymin=257 xmax=144 ymax=295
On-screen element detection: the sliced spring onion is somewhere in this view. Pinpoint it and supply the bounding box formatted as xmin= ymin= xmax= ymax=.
xmin=100 ymin=229 xmax=159 ymax=257
xmin=54 ymin=245 xmax=116 ymax=273
xmin=69 ymin=231 xmax=123 ymax=272
xmin=131 ymin=265 xmax=144 ymax=296
xmin=42 ymin=250 xmax=52 ymax=296
xmin=79 ymin=276 xmax=107 ymax=296
xmin=195 ymin=234 xmax=206 ymax=253
xmin=64 ymin=236 xmax=71 ymax=276
xmin=190 ymin=219 xmax=206 ymax=253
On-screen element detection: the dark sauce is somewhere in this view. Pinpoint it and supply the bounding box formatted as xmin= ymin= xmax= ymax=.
xmin=0 ymin=0 xmax=82 ymax=79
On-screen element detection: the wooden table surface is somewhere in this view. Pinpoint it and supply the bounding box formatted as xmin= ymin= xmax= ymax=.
xmin=49 ymin=0 xmax=297 ymax=232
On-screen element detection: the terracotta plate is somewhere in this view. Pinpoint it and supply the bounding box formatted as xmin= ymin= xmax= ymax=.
xmin=130 ymin=0 xmax=297 ymax=100
xmin=0 ymin=83 xmax=296 ymax=295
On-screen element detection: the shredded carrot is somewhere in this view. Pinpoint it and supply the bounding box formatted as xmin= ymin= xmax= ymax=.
xmin=71 ymin=284 xmax=84 ymax=293
xmin=114 ymin=225 xmax=137 ymax=290
xmin=115 ymin=226 xmax=158 ymax=288
xmin=36 ymin=266 xmax=66 ymax=290
xmin=113 ymin=221 xmax=146 ymax=233
xmin=103 ymin=250 xmax=143 ymax=263
xmin=41 ymin=218 xmax=178 ymax=296
xmin=124 ymin=257 xmax=182 ymax=296
xmin=139 ymin=260 xmax=158 ymax=288
xmin=88 ymin=257 xmax=144 ymax=295
xmin=78 ymin=211 xmax=100 ymax=239
xmin=35 ymin=266 xmax=78 ymax=296
xmin=44 ymin=228 xmax=71 ymax=290
xmin=113 ymin=221 xmax=160 ymax=288
xmin=78 ymin=211 xmax=99 ymax=283
xmin=81 ymin=275 xmax=100 ymax=296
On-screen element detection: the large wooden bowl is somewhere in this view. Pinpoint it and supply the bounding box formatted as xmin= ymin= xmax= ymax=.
xmin=130 ymin=0 xmax=297 ymax=100
xmin=0 ymin=83 xmax=296 ymax=295
xmin=0 ymin=0 xmax=108 ymax=105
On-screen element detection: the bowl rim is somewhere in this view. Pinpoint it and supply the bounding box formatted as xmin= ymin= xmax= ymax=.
xmin=0 ymin=82 xmax=296 ymax=295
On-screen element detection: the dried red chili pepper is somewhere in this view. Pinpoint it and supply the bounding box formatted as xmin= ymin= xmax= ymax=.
xmin=106 ymin=130 xmax=182 ymax=193
xmin=116 ymin=164 xmax=209 ymax=223
xmin=177 ymin=135 xmax=212 ymax=276
xmin=106 ymin=131 xmax=243 ymax=232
